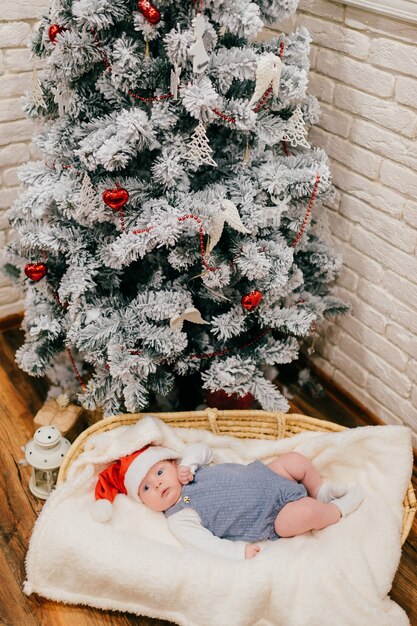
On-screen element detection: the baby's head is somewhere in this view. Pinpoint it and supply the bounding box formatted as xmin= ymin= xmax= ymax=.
xmin=138 ymin=459 xmax=183 ymax=512
xmin=92 ymin=444 xmax=181 ymax=522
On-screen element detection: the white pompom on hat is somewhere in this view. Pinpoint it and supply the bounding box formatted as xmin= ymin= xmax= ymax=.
xmin=91 ymin=444 xmax=179 ymax=522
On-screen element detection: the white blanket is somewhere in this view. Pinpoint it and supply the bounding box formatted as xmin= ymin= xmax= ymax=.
xmin=24 ymin=416 xmax=413 ymax=626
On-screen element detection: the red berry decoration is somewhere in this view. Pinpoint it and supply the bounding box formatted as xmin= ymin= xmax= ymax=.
xmin=102 ymin=187 xmax=129 ymax=211
xmin=138 ymin=0 xmax=161 ymax=24
xmin=241 ymin=290 xmax=263 ymax=311
xmin=24 ymin=263 xmax=48 ymax=282
xmin=48 ymin=24 xmax=64 ymax=44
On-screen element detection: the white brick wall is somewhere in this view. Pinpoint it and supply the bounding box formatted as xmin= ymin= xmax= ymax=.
xmin=271 ymin=1 xmax=417 ymax=443
xmin=0 ymin=6 xmax=46 ymax=317
xmin=1 ymin=2 xmax=416 ymax=442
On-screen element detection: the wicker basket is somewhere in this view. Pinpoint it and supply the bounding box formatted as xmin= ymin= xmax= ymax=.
xmin=58 ymin=409 xmax=416 ymax=546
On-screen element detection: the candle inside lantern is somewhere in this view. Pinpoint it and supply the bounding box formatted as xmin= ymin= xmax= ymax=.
xmin=25 ymin=425 xmax=71 ymax=499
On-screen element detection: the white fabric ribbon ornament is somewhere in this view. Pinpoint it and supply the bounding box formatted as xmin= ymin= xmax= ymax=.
xmin=170 ymin=306 xmax=210 ymax=331
xmin=207 ymin=200 xmax=250 ymax=252
xmin=249 ymin=52 xmax=282 ymax=107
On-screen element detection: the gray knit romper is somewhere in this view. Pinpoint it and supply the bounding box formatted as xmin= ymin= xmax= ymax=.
xmin=164 ymin=461 xmax=307 ymax=542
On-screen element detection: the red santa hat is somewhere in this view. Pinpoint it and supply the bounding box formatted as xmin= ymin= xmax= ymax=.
xmin=91 ymin=444 xmax=180 ymax=522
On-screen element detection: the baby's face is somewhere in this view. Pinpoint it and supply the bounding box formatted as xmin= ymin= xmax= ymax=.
xmin=139 ymin=460 xmax=182 ymax=512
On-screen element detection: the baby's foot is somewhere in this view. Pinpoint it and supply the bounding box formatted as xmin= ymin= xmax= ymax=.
xmin=316 ymin=482 xmax=348 ymax=503
xmin=333 ymin=486 xmax=365 ymax=517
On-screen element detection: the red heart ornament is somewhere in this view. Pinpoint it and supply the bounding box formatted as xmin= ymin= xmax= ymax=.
xmin=48 ymin=24 xmax=64 ymax=44
xmin=102 ymin=187 xmax=129 ymax=211
xmin=24 ymin=263 xmax=48 ymax=282
xmin=138 ymin=0 xmax=161 ymax=24
xmin=241 ymin=290 xmax=263 ymax=311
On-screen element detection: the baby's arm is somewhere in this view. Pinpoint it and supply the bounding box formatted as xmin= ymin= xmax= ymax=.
xmin=168 ymin=508 xmax=249 ymax=560
xmin=178 ymin=443 xmax=213 ymax=484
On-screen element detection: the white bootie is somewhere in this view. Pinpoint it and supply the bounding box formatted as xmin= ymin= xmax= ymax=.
xmin=316 ymin=482 xmax=348 ymax=504
xmin=333 ymin=486 xmax=365 ymax=517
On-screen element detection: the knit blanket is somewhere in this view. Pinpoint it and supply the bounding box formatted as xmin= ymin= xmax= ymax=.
xmin=24 ymin=416 xmax=413 ymax=626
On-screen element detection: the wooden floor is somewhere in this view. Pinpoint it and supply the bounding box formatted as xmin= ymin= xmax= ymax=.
xmin=1 ymin=327 xmax=416 ymax=626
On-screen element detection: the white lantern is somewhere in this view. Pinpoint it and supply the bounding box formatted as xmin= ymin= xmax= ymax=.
xmin=25 ymin=425 xmax=71 ymax=499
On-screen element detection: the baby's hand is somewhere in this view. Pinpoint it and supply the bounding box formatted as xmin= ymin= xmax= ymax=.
xmin=245 ymin=544 xmax=261 ymax=559
xmin=178 ymin=465 xmax=194 ymax=485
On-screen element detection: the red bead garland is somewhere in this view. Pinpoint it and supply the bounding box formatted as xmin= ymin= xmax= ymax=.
xmin=290 ymin=173 xmax=321 ymax=248
xmin=282 ymin=140 xmax=290 ymax=156
xmin=177 ymin=214 xmax=219 ymax=272
xmin=66 ymin=347 xmax=87 ymax=390
xmin=211 ymin=108 xmax=236 ymax=124
xmin=132 ymin=226 xmax=154 ymax=235
xmin=253 ymin=86 xmax=273 ymax=114
xmin=90 ymin=28 xmax=112 ymax=72
xmin=46 ymin=161 xmax=73 ymax=171
xmin=127 ymin=90 xmax=173 ymax=103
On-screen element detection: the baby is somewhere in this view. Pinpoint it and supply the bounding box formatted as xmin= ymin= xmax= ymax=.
xmin=93 ymin=443 xmax=364 ymax=560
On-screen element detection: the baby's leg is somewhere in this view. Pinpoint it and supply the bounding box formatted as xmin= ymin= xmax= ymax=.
xmin=275 ymin=487 xmax=365 ymax=537
xmin=267 ymin=452 xmax=323 ymax=498
xmin=267 ymin=453 xmax=348 ymax=502
xmin=274 ymin=497 xmax=341 ymax=537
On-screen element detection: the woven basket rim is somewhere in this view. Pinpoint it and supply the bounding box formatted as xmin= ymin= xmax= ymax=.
xmin=57 ymin=409 xmax=416 ymax=546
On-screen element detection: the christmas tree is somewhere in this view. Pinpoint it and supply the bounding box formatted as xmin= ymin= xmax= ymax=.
xmin=3 ymin=0 xmax=347 ymax=416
